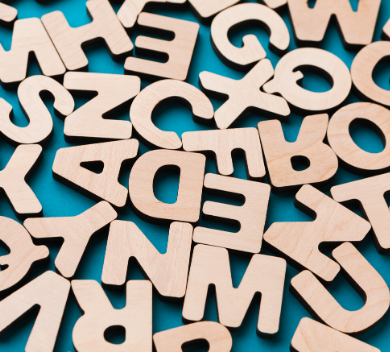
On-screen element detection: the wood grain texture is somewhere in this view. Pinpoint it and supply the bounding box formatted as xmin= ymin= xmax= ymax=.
xmin=64 ymin=72 xmax=140 ymax=142
xmin=264 ymin=185 xmax=371 ymax=283
xmin=288 ymin=0 xmax=380 ymax=49
xmin=259 ymin=0 xmax=287 ymax=9
xmin=24 ymin=201 xmax=117 ymax=279
xmin=129 ymin=150 xmax=205 ymax=223
xmin=0 ymin=144 xmax=43 ymax=219
xmin=291 ymin=318 xmax=380 ymax=352
xmin=183 ymin=244 xmax=286 ymax=336
xmin=130 ymin=79 xmax=213 ymax=149
xmin=42 ymin=0 xmax=133 ymax=71
xmin=124 ymin=13 xmax=199 ymax=80
xmin=72 ymin=280 xmax=152 ymax=352
xmin=263 ymin=48 xmax=351 ymax=114
xmin=258 ymin=114 xmax=338 ymax=191
xmin=200 ymin=59 xmax=290 ymax=129
xmin=102 ymin=221 xmax=192 ymax=299
xmin=0 ymin=271 xmax=70 ymax=352
xmin=193 ymin=173 xmax=270 ymax=253
xmin=189 ymin=0 xmax=240 ymax=23
xmin=0 ymin=75 xmax=74 ymax=145
xmin=182 ymin=127 xmax=265 ymax=179
xmin=331 ymin=173 xmax=390 ymax=254
xmin=327 ymin=102 xmax=390 ymax=174
xmin=0 ymin=216 xmax=49 ymax=293
xmin=52 ymin=139 xmax=139 ymax=210
xmin=351 ymin=41 xmax=390 ymax=107
xmin=210 ymin=3 xmax=289 ymax=69
xmin=291 ymin=242 xmax=390 ymax=336
xmin=117 ymin=0 xmax=185 ymax=29
xmin=0 ymin=2 xmax=17 ymax=25
xmin=154 ymin=322 xmax=232 ymax=352
xmin=0 ymin=18 xmax=65 ymax=87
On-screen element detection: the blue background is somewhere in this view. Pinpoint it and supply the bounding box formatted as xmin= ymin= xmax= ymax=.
xmin=1 ymin=0 xmax=390 ymax=351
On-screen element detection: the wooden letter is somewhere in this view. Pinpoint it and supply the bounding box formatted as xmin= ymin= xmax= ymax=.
xmin=124 ymin=13 xmax=199 ymax=81
xmin=200 ymin=59 xmax=290 ymax=129
xmin=129 ymin=150 xmax=205 ymax=223
xmin=327 ymin=102 xmax=390 ymax=174
xmin=154 ymin=322 xmax=232 ymax=352
xmin=24 ymin=201 xmax=117 ymax=279
xmin=351 ymin=41 xmax=390 ymax=107
xmin=64 ymin=72 xmax=140 ymax=142
xmin=183 ymin=245 xmax=286 ymax=336
xmin=182 ymin=127 xmax=265 ymax=179
xmin=0 ymin=144 xmax=42 ymax=219
xmin=194 ymin=174 xmax=270 ymax=254
xmin=258 ymin=114 xmax=338 ymax=191
xmin=0 ymin=75 xmax=74 ymax=145
xmin=288 ymin=0 xmax=380 ymax=49
xmin=189 ymin=0 xmax=240 ymax=23
xmin=290 ymin=243 xmax=390 ymax=335
xmin=0 ymin=271 xmax=70 ymax=352
xmin=210 ymin=4 xmax=289 ymax=69
xmin=383 ymin=19 xmax=390 ymax=40
xmin=0 ymin=3 xmax=17 ymax=25
xmin=291 ymin=318 xmax=380 ymax=352
xmin=102 ymin=221 xmax=192 ymax=299
xmin=263 ymin=48 xmax=351 ymax=114
xmin=42 ymin=0 xmax=133 ymax=71
xmin=331 ymin=173 xmax=390 ymax=254
xmin=260 ymin=0 xmax=287 ymax=10
xmin=0 ymin=18 xmax=65 ymax=87
xmin=130 ymin=80 xmax=213 ymax=149
xmin=264 ymin=185 xmax=371 ymax=283
xmin=52 ymin=139 xmax=139 ymax=210
xmin=0 ymin=216 xmax=49 ymax=293
xmin=72 ymin=280 xmax=152 ymax=352
xmin=117 ymin=0 xmax=185 ymax=29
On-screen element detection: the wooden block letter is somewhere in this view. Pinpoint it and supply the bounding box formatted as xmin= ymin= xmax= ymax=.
xmin=64 ymin=72 xmax=140 ymax=142
xmin=210 ymin=4 xmax=289 ymax=69
xmin=183 ymin=245 xmax=286 ymax=336
xmin=263 ymin=48 xmax=351 ymax=114
xmin=258 ymin=114 xmax=338 ymax=191
xmin=194 ymin=174 xmax=270 ymax=253
xmin=182 ymin=127 xmax=266 ymax=179
xmin=154 ymin=322 xmax=232 ymax=352
xmin=117 ymin=0 xmax=185 ymax=29
xmin=327 ymin=103 xmax=390 ymax=174
xmin=0 ymin=75 xmax=74 ymax=145
xmin=0 ymin=271 xmax=70 ymax=352
xmin=0 ymin=144 xmax=43 ymax=219
xmin=130 ymin=80 xmax=213 ymax=149
xmin=189 ymin=0 xmax=240 ymax=23
xmin=42 ymin=0 xmax=133 ymax=71
xmin=351 ymin=42 xmax=390 ymax=108
xmin=24 ymin=201 xmax=117 ymax=279
xmin=199 ymin=59 xmax=290 ymax=129
xmin=331 ymin=173 xmax=390 ymax=254
xmin=290 ymin=243 xmax=390 ymax=335
xmin=288 ymin=0 xmax=380 ymax=49
xmin=0 ymin=3 xmax=17 ymax=25
xmin=52 ymin=139 xmax=139 ymax=210
xmin=0 ymin=18 xmax=65 ymax=87
xmin=291 ymin=318 xmax=380 ymax=352
xmin=264 ymin=185 xmax=371 ymax=283
xmin=0 ymin=216 xmax=49 ymax=293
xmin=102 ymin=221 xmax=192 ymax=299
xmin=129 ymin=150 xmax=205 ymax=223
xmin=125 ymin=13 xmax=199 ymax=81
xmin=72 ymin=280 xmax=152 ymax=352
xmin=260 ymin=0 xmax=287 ymax=10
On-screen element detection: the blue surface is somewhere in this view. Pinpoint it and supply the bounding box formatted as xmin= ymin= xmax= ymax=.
xmin=1 ymin=0 xmax=390 ymax=351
